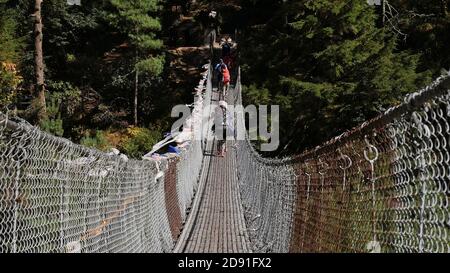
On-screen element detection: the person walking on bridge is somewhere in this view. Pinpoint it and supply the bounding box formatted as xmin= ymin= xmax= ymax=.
xmin=221 ymin=64 xmax=231 ymax=101
xmin=222 ymin=39 xmax=231 ymax=58
xmin=214 ymin=59 xmax=226 ymax=91
xmin=212 ymin=101 xmax=233 ymax=157
xmin=222 ymin=37 xmax=235 ymax=70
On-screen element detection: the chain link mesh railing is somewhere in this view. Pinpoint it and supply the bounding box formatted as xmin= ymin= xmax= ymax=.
xmin=234 ymin=69 xmax=450 ymax=253
xmin=233 ymin=71 xmax=297 ymax=253
xmin=1 ymin=60 xmax=450 ymax=253
xmin=0 ymin=65 xmax=212 ymax=253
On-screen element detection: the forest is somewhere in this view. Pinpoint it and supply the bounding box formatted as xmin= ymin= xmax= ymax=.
xmin=1 ymin=0 xmax=449 ymax=157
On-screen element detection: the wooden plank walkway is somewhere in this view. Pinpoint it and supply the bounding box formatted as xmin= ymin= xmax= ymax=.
xmin=174 ymin=88 xmax=251 ymax=253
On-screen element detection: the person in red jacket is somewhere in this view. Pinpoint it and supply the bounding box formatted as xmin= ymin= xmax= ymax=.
xmin=221 ymin=64 xmax=230 ymax=100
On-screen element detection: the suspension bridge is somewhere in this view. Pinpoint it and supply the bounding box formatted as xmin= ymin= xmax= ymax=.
xmin=0 ymin=57 xmax=450 ymax=253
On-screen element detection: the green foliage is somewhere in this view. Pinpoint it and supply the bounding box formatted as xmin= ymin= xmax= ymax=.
xmin=240 ymin=0 xmax=432 ymax=154
xmin=109 ymin=0 xmax=164 ymax=77
xmin=107 ymin=0 xmax=165 ymax=126
xmin=41 ymin=118 xmax=64 ymax=137
xmin=388 ymin=0 xmax=450 ymax=75
xmin=40 ymin=96 xmax=64 ymax=136
xmin=40 ymin=80 xmax=85 ymax=137
xmin=242 ymin=84 xmax=271 ymax=105
xmin=80 ymin=130 xmax=111 ymax=151
xmin=0 ymin=3 xmax=25 ymax=108
xmin=135 ymin=55 xmax=165 ymax=75
xmin=47 ymin=81 xmax=82 ymax=117
xmin=120 ymin=126 xmax=161 ymax=158
xmin=0 ymin=63 xmax=22 ymax=107
xmin=2 ymin=0 xmax=447 ymax=158
xmin=0 ymin=9 xmax=23 ymax=63
xmin=79 ymin=126 xmax=162 ymax=158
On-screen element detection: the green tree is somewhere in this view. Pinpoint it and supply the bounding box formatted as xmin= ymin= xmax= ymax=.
xmin=0 ymin=2 xmax=23 ymax=63
xmin=240 ymin=0 xmax=430 ymax=154
xmin=387 ymin=0 xmax=450 ymax=76
xmin=109 ymin=0 xmax=164 ymax=125
xmin=0 ymin=0 xmax=25 ymax=108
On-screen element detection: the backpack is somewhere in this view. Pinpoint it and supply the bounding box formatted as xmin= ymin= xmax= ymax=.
xmin=222 ymin=67 xmax=230 ymax=83
xmin=222 ymin=43 xmax=231 ymax=56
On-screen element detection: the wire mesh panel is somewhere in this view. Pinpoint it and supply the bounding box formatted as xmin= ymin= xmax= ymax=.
xmin=0 ymin=123 xmax=169 ymax=253
xmin=1 ymin=63 xmax=449 ymax=253
xmin=233 ymin=73 xmax=297 ymax=253
xmin=0 ymin=65 xmax=212 ymax=253
xmin=234 ymin=70 xmax=450 ymax=253
xmin=288 ymin=76 xmax=450 ymax=253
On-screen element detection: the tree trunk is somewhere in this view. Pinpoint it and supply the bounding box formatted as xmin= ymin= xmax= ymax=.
xmin=33 ymin=0 xmax=47 ymax=123
xmin=382 ymin=0 xmax=386 ymax=26
xmin=441 ymin=0 xmax=449 ymax=17
xmin=134 ymin=68 xmax=139 ymax=126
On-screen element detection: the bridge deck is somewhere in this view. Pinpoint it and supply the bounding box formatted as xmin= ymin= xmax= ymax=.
xmin=175 ymin=88 xmax=251 ymax=253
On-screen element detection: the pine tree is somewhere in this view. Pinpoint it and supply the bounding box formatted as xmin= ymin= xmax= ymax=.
xmin=240 ymin=0 xmax=430 ymax=154
xmin=0 ymin=2 xmax=23 ymax=63
xmin=388 ymin=0 xmax=450 ymax=75
xmin=109 ymin=0 xmax=164 ymax=125
xmin=0 ymin=1 xmax=25 ymax=108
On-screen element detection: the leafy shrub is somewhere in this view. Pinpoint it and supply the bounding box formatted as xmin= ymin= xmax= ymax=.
xmin=79 ymin=126 xmax=163 ymax=158
xmin=80 ymin=130 xmax=111 ymax=151
xmin=41 ymin=118 xmax=64 ymax=137
xmin=242 ymin=84 xmax=271 ymax=106
xmin=120 ymin=126 xmax=162 ymax=158
xmin=0 ymin=62 xmax=22 ymax=108
xmin=47 ymin=81 xmax=82 ymax=117
xmin=41 ymin=97 xmax=64 ymax=136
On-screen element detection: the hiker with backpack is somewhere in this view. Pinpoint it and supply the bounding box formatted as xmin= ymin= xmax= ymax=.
xmin=222 ymin=38 xmax=234 ymax=69
xmin=214 ymin=59 xmax=226 ymax=90
xmin=222 ymin=40 xmax=231 ymax=58
xmin=221 ymin=64 xmax=231 ymax=101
